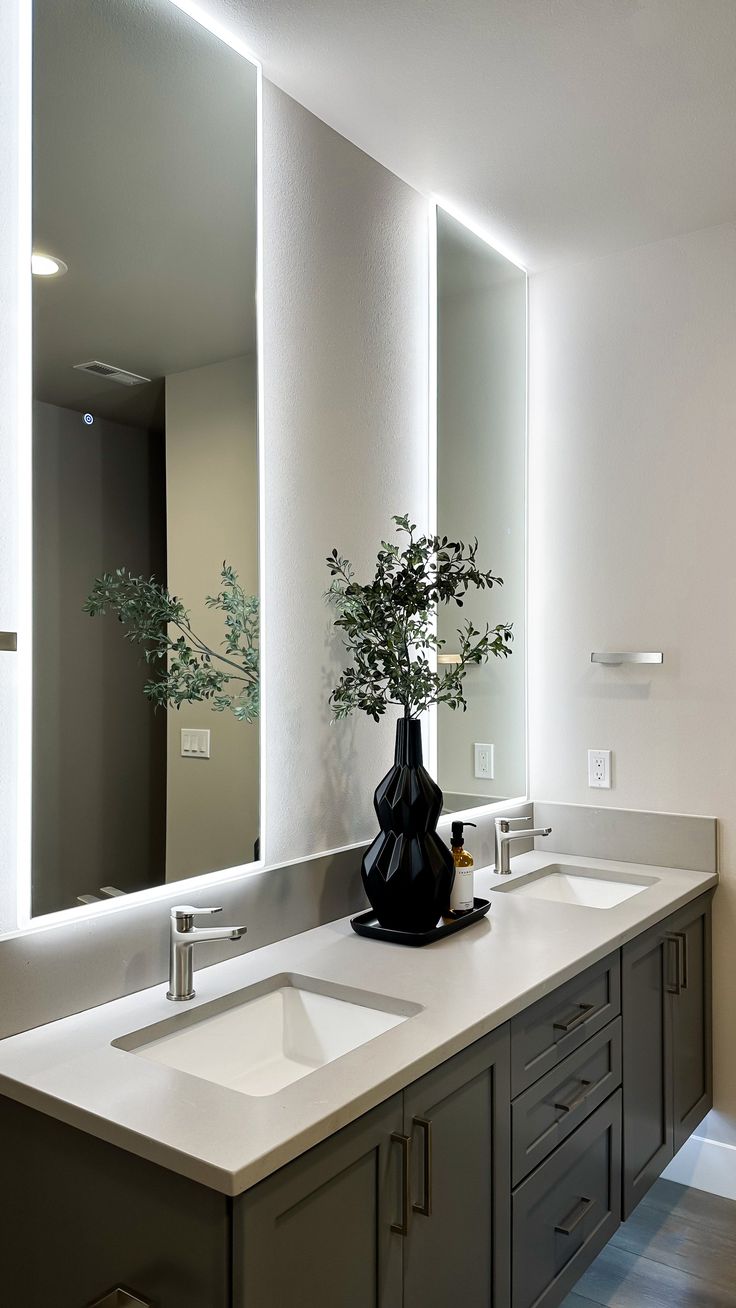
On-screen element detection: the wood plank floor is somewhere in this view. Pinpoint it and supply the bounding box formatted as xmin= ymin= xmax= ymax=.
xmin=561 ymin=1179 xmax=736 ymax=1307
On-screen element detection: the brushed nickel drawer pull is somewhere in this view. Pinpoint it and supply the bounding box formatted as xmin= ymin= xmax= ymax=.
xmin=88 ymin=1289 xmax=152 ymax=1307
xmin=0 ymin=632 xmax=17 ymax=652
xmin=391 ymin=1132 xmax=412 ymax=1236
xmin=555 ymin=1195 xmax=594 ymax=1236
xmin=553 ymin=1002 xmax=594 ymax=1035
xmin=554 ymin=1079 xmax=593 ymax=1113
xmin=412 ymin=1117 xmax=432 ymax=1217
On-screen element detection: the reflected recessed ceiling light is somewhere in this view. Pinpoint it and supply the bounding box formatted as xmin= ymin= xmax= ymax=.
xmin=31 ymin=253 xmax=68 ymax=277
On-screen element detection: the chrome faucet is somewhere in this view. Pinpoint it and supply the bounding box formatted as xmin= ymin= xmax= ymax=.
xmin=167 ymin=905 xmax=247 ymax=1001
xmin=494 ymin=817 xmax=552 ymax=875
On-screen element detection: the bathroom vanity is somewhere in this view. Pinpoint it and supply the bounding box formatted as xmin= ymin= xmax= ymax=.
xmin=0 ymin=856 xmax=713 ymax=1308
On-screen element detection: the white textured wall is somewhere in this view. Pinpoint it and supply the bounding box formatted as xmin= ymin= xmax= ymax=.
xmin=261 ymin=82 xmax=429 ymax=863
xmin=529 ymin=222 xmax=736 ymax=1174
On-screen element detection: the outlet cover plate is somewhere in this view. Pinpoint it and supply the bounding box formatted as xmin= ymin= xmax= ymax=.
xmin=588 ymin=748 xmax=611 ymax=789
xmin=474 ymin=743 xmax=495 ymax=780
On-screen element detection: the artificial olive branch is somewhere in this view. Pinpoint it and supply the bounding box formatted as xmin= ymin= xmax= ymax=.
xmin=84 ymin=563 xmax=259 ymax=721
xmin=326 ymin=514 xmax=512 ymax=722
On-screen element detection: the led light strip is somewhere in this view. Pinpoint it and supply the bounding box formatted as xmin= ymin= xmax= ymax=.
xmin=16 ymin=0 xmax=33 ymax=928
xmin=426 ymin=202 xmax=439 ymax=778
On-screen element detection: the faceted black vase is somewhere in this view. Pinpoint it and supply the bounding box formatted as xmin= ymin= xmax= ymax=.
xmin=361 ymin=717 xmax=455 ymax=932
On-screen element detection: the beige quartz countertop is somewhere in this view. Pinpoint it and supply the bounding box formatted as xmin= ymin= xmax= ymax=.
xmin=0 ymin=851 xmax=717 ymax=1196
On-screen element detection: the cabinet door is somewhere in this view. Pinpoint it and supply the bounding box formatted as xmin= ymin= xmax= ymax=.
xmin=669 ymin=895 xmax=713 ymax=1151
xmin=402 ymin=1027 xmax=511 ymax=1308
xmin=234 ymin=1095 xmax=404 ymax=1308
xmin=621 ymin=920 xmax=673 ymax=1218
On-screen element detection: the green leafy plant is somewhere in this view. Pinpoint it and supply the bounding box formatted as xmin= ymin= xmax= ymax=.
xmin=326 ymin=514 xmax=512 ymax=722
xmin=84 ymin=563 xmax=259 ymax=721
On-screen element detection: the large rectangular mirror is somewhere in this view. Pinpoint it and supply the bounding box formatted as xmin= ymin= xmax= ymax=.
xmin=435 ymin=209 xmax=527 ymax=812
xmin=30 ymin=0 xmax=260 ymax=916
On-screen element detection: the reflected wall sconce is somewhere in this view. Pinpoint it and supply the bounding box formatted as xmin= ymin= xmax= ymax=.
xmin=591 ymin=651 xmax=663 ymax=666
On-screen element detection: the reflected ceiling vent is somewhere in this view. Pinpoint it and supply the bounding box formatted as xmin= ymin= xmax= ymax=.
xmin=73 ymin=360 xmax=151 ymax=387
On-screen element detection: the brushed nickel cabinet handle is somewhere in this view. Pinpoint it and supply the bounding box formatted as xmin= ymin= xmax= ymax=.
xmin=412 ymin=1117 xmax=433 ymax=1217
xmin=555 ymin=1195 xmax=594 ymax=1236
xmin=88 ymin=1289 xmax=152 ymax=1307
xmin=554 ymin=1079 xmax=593 ymax=1114
xmin=391 ymin=1132 xmax=412 ymax=1236
xmin=665 ymin=933 xmax=681 ymax=994
xmin=553 ymin=1002 xmax=594 ymax=1035
xmin=675 ymin=931 xmax=688 ymax=990
xmin=0 ymin=632 xmax=17 ymax=652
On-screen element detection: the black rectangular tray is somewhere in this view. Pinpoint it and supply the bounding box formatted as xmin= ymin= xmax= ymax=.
xmin=350 ymin=897 xmax=491 ymax=946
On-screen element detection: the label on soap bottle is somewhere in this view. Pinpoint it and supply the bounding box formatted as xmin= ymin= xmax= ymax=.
xmin=450 ymin=864 xmax=474 ymax=914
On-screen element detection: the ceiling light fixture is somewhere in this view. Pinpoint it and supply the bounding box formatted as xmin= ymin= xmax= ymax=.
xmin=31 ymin=252 xmax=68 ymax=278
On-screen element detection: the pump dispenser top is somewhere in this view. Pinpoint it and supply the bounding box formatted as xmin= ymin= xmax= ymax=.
xmin=451 ymin=820 xmax=476 ymax=849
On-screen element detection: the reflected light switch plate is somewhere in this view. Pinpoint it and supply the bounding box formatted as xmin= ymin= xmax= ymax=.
xmin=181 ymin=728 xmax=211 ymax=759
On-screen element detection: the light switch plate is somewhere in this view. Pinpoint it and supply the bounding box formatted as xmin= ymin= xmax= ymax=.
xmin=474 ymin=742 xmax=495 ymax=779
xmin=588 ymin=748 xmax=611 ymax=788
xmin=181 ymin=728 xmax=211 ymax=759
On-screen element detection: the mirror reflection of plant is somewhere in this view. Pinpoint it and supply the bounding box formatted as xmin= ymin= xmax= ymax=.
xmin=326 ymin=514 xmax=512 ymax=722
xmin=84 ymin=563 xmax=259 ymax=721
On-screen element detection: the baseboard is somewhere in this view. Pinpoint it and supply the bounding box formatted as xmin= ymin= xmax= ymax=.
xmin=662 ymin=1134 xmax=736 ymax=1201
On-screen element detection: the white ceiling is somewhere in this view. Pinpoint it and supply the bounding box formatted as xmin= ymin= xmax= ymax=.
xmin=203 ymin=0 xmax=736 ymax=270
xmin=33 ymin=0 xmax=257 ymax=428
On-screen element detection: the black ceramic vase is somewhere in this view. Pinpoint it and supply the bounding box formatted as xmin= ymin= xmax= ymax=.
xmin=361 ymin=717 xmax=455 ymax=932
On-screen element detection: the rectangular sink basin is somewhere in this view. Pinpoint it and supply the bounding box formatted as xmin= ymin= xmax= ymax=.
xmin=494 ymin=864 xmax=657 ymax=909
xmin=114 ymin=974 xmax=420 ymax=1098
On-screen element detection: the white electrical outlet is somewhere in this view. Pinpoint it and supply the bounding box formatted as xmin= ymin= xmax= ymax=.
xmin=588 ymin=748 xmax=611 ymax=789
xmin=474 ymin=743 xmax=495 ymax=780
xmin=181 ymin=728 xmax=211 ymax=759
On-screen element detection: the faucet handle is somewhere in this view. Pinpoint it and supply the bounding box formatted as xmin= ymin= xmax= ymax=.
xmin=171 ymin=905 xmax=223 ymax=925
xmin=495 ymin=815 xmax=531 ymax=831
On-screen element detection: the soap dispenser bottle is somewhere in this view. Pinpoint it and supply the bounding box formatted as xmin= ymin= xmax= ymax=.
xmin=450 ymin=821 xmax=477 ymax=915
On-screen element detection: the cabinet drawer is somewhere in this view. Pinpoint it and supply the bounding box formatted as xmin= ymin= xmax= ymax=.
xmin=510 ymin=954 xmax=621 ymax=1095
xmin=512 ymin=1018 xmax=622 ymax=1186
xmin=512 ymin=1092 xmax=621 ymax=1308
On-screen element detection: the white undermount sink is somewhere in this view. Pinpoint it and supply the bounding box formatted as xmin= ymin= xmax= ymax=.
xmin=114 ymin=974 xmax=420 ymax=1098
xmin=495 ymin=863 xmax=657 ymax=909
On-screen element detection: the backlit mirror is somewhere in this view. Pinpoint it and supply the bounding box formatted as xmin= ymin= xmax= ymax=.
xmin=30 ymin=0 xmax=259 ymax=915
xmin=435 ymin=210 xmax=527 ymax=812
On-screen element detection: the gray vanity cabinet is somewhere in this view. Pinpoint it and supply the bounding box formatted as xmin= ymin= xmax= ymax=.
xmin=233 ymin=1095 xmax=405 ymax=1308
xmin=621 ymin=891 xmax=712 ymax=1218
xmin=235 ymin=1027 xmax=511 ymax=1308
xmin=0 ymin=894 xmax=715 ymax=1308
